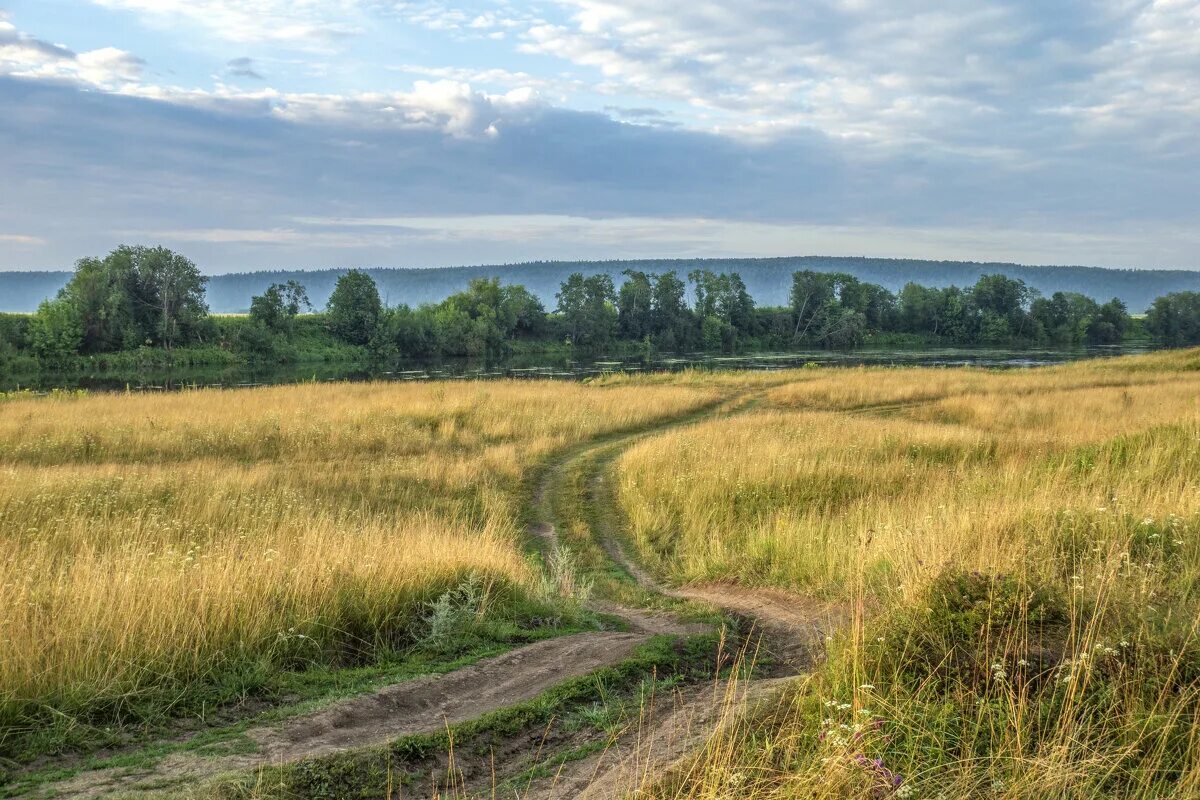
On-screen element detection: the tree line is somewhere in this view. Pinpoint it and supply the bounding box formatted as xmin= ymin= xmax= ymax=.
xmin=8 ymin=246 xmax=1200 ymax=364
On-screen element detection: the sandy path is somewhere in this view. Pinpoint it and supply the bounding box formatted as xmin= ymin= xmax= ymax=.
xmin=35 ymin=633 xmax=650 ymax=799
xmin=514 ymin=431 xmax=844 ymax=800
xmin=586 ymin=467 xmax=844 ymax=675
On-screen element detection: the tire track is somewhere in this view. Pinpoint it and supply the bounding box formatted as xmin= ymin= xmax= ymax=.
xmin=520 ymin=393 xmax=850 ymax=798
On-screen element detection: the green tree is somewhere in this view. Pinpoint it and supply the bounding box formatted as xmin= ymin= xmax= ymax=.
xmin=790 ymin=271 xmax=878 ymax=343
xmin=1086 ymin=298 xmax=1129 ymax=345
xmin=712 ymin=272 xmax=755 ymax=333
xmin=502 ymin=284 xmax=547 ymax=338
xmin=556 ymin=273 xmax=617 ymax=348
xmin=62 ymin=254 xmax=138 ymax=352
xmin=48 ymin=246 xmax=208 ymax=353
xmin=650 ymin=272 xmax=693 ymax=350
xmin=1031 ymin=291 xmax=1097 ymax=343
xmin=617 ymin=270 xmax=654 ymax=340
xmin=838 ymin=278 xmax=895 ymax=330
xmin=29 ymin=297 xmax=83 ymax=361
xmin=249 ymin=280 xmax=311 ymax=336
xmin=381 ymin=305 xmax=439 ymax=358
xmin=789 ymin=271 xmax=839 ymax=341
xmin=688 ymin=270 xmax=754 ymax=349
xmin=968 ymin=274 xmax=1036 ymax=341
xmin=814 ymin=304 xmax=867 ymax=347
xmin=1145 ymin=292 xmax=1200 ymax=346
xmin=897 ymin=282 xmax=941 ymax=334
xmin=700 ymin=314 xmax=735 ymax=351
xmin=131 ymin=247 xmax=209 ymax=350
xmin=326 ymin=270 xmax=383 ymax=345
xmin=433 ymin=278 xmax=546 ymax=356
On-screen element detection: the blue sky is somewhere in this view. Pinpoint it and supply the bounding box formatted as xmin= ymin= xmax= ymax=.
xmin=1 ymin=0 xmax=1198 ymax=272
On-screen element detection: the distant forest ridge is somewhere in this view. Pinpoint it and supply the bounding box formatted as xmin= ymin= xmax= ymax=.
xmin=3 ymin=256 xmax=1199 ymax=314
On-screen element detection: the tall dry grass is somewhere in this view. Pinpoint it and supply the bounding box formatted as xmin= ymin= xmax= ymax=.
xmin=618 ymin=355 xmax=1200 ymax=599
xmin=616 ymin=350 xmax=1200 ymax=798
xmin=0 ymin=379 xmax=718 ymax=751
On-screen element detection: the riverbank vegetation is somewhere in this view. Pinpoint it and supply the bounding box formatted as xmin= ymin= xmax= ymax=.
xmin=616 ymin=348 xmax=1200 ymax=798
xmin=5 ymin=247 xmax=1200 ymax=378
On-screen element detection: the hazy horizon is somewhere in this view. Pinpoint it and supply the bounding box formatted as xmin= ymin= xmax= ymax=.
xmin=5 ymin=251 xmax=1200 ymax=278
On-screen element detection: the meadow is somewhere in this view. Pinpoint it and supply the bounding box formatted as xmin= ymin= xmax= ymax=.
xmin=0 ymin=379 xmax=718 ymax=758
xmin=616 ymin=349 xmax=1200 ymax=798
xmin=2 ymin=349 xmax=1199 ymax=799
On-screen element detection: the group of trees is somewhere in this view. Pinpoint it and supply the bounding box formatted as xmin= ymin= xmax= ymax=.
xmin=788 ymin=271 xmax=1132 ymax=348
xmin=15 ymin=246 xmax=1200 ymax=363
xmin=1144 ymin=292 xmax=1200 ymax=346
xmin=313 ymin=267 xmax=1143 ymax=356
xmin=28 ymin=246 xmax=210 ymax=359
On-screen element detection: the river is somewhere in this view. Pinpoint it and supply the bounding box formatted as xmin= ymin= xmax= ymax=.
xmin=1 ymin=343 xmax=1156 ymax=394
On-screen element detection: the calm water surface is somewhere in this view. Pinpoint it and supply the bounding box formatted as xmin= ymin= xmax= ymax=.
xmin=2 ymin=344 xmax=1155 ymax=394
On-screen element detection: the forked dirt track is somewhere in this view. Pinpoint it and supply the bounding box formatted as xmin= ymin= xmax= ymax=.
xmin=515 ymin=393 xmax=846 ymax=797
xmin=31 ymin=390 xmax=843 ymax=799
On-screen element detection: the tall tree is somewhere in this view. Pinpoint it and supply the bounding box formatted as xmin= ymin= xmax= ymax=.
xmin=1087 ymin=298 xmax=1129 ymax=345
xmin=650 ymin=271 xmax=692 ymax=350
xmin=617 ymin=270 xmax=654 ymax=340
xmin=789 ymin=271 xmax=837 ymax=340
xmin=556 ymin=273 xmax=617 ymax=347
xmin=131 ymin=247 xmax=209 ymax=351
xmin=249 ymin=280 xmax=310 ymax=336
xmin=968 ymin=273 xmax=1036 ymax=342
xmin=326 ymin=270 xmax=383 ymax=345
xmin=502 ymin=284 xmax=547 ymax=338
xmin=62 ymin=254 xmax=138 ymax=352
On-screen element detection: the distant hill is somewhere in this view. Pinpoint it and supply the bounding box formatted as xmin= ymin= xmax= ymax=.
xmin=0 ymin=271 xmax=74 ymax=314
xmin=3 ymin=257 xmax=1198 ymax=314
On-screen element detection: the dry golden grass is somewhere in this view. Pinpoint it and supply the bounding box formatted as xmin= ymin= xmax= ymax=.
xmin=0 ymin=378 xmax=719 ymax=746
xmin=616 ymin=350 xmax=1200 ymax=798
xmin=618 ymin=355 xmax=1200 ymax=599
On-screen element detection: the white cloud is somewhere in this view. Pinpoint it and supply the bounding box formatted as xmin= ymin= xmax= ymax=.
xmin=3 ymin=2 xmax=1200 ymax=271
xmin=0 ymin=233 xmax=45 ymax=246
xmin=93 ymin=79 xmax=544 ymax=138
xmin=264 ymin=80 xmax=543 ymax=135
xmin=89 ymin=0 xmax=363 ymax=46
xmin=512 ymin=0 xmax=1200 ymax=160
xmin=1 ymin=14 xmax=144 ymax=88
xmin=389 ymin=63 xmax=583 ymax=95
xmin=3 ymin=12 xmax=544 ymax=138
xmin=1048 ymin=0 xmax=1200 ymax=156
xmin=75 ymin=47 xmax=146 ymax=84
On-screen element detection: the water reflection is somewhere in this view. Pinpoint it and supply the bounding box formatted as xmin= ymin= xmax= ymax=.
xmin=2 ymin=344 xmax=1154 ymax=394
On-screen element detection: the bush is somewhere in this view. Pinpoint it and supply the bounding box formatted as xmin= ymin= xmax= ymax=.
xmin=29 ymin=297 xmax=82 ymax=362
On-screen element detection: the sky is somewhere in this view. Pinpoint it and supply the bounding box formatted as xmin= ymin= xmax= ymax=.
xmin=1 ymin=0 xmax=1198 ymax=273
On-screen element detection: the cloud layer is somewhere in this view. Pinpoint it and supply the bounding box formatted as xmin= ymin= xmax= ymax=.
xmin=0 ymin=2 xmax=1197 ymax=270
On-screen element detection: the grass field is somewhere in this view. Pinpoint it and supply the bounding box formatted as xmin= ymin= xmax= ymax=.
xmin=0 ymin=379 xmax=718 ymax=758
xmin=3 ymin=351 xmax=1199 ymax=798
xmin=616 ymin=350 xmax=1200 ymax=798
